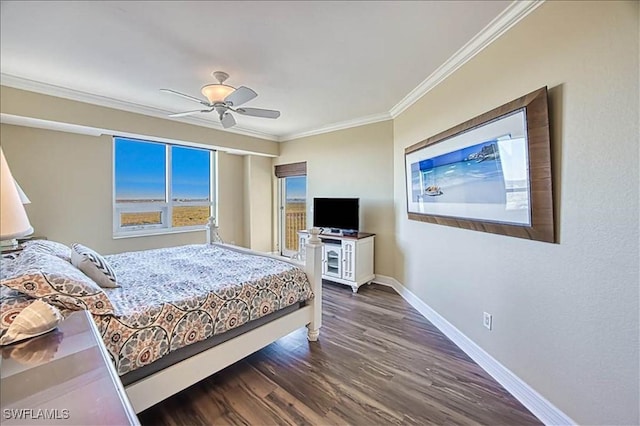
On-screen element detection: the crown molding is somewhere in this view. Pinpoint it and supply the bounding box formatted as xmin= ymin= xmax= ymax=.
xmin=389 ymin=0 xmax=544 ymax=118
xmin=0 ymin=74 xmax=279 ymax=142
xmin=0 ymin=1 xmax=542 ymax=143
xmin=280 ymin=112 xmax=392 ymax=142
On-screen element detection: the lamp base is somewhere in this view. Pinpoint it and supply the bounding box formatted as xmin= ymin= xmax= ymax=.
xmin=1 ymin=238 xmax=18 ymax=248
xmin=0 ymin=239 xmax=21 ymax=253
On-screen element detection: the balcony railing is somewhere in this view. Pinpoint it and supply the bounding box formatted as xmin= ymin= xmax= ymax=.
xmin=285 ymin=211 xmax=306 ymax=252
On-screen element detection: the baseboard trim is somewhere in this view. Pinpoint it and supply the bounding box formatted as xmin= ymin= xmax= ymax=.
xmin=373 ymin=275 xmax=575 ymax=426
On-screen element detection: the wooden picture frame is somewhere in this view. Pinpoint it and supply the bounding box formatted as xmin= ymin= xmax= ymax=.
xmin=404 ymin=87 xmax=554 ymax=243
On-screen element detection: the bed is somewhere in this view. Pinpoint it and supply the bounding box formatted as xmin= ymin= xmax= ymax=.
xmin=0 ymin=232 xmax=323 ymax=413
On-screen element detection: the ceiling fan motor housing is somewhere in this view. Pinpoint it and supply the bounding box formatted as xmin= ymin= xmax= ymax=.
xmin=214 ymin=105 xmax=228 ymax=117
xmin=212 ymin=71 xmax=229 ymax=84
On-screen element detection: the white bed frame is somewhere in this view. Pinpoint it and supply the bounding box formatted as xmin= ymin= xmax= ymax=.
xmin=124 ymin=231 xmax=324 ymax=413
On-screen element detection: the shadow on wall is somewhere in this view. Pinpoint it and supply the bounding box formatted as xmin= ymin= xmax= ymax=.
xmin=393 ymin=201 xmax=406 ymax=286
xmin=548 ymin=84 xmax=564 ymax=244
xmin=360 ymin=197 xmax=397 ymax=278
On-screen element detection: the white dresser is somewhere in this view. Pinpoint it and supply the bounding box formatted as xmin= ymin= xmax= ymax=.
xmin=298 ymin=231 xmax=375 ymax=293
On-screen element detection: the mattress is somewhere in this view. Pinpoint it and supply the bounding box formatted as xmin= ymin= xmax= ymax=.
xmin=92 ymin=244 xmax=313 ymax=376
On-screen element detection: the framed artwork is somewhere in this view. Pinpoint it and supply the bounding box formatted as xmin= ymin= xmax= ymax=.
xmin=404 ymin=87 xmax=554 ymax=243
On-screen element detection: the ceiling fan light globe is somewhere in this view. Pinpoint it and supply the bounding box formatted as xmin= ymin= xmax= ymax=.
xmin=201 ymin=84 xmax=235 ymax=104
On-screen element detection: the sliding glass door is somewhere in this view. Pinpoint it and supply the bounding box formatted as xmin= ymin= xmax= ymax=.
xmin=279 ymin=176 xmax=307 ymax=257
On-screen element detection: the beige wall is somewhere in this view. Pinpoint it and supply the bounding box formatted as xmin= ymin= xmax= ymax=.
xmin=0 ymin=124 xmax=247 ymax=254
xmin=217 ymin=151 xmax=245 ymax=247
xmin=0 ymin=86 xmax=279 ymax=157
xmin=242 ymin=155 xmax=273 ymax=252
xmin=1 ymin=3 xmax=637 ymax=422
xmin=276 ymin=120 xmax=395 ymax=277
xmin=393 ymin=2 xmax=638 ymax=424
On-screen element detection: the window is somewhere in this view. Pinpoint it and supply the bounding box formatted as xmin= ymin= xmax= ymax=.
xmin=113 ymin=137 xmax=216 ymax=237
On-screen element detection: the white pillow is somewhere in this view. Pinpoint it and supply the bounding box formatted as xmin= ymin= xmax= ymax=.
xmin=70 ymin=243 xmax=119 ymax=288
xmin=22 ymin=240 xmax=72 ymax=262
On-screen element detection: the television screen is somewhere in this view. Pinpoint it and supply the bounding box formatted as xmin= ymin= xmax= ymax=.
xmin=313 ymin=198 xmax=359 ymax=231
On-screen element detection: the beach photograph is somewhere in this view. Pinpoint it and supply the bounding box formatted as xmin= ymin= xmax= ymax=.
xmin=412 ymin=140 xmax=507 ymax=205
xmin=405 ymin=110 xmax=531 ymax=226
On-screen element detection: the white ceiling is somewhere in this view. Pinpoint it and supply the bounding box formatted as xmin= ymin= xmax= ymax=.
xmin=0 ymin=1 xmax=514 ymax=141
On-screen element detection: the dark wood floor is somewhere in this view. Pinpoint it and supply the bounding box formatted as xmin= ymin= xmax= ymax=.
xmin=138 ymin=282 xmax=541 ymax=426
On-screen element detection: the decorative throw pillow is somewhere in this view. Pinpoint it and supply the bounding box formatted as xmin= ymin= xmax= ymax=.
xmin=22 ymin=240 xmax=72 ymax=262
xmin=1 ymin=250 xmax=115 ymax=316
xmin=70 ymin=243 xmax=119 ymax=288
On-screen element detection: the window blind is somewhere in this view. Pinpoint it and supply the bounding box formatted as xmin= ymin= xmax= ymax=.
xmin=274 ymin=161 xmax=307 ymax=178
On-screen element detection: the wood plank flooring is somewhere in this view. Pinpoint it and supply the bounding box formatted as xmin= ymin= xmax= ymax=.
xmin=138 ymin=282 xmax=541 ymax=426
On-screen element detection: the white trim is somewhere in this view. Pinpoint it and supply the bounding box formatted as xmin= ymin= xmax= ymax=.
xmin=278 ymin=178 xmax=287 ymax=256
xmin=0 ymin=113 xmax=277 ymax=157
xmin=0 ymin=2 xmax=543 ymax=142
xmin=165 ymin=144 xmax=173 ymax=233
xmin=211 ymin=150 xmax=218 ymax=225
xmin=389 ymin=1 xmax=545 ymax=118
xmin=369 ymin=275 xmax=398 ymax=289
xmin=280 ymin=113 xmax=392 ymax=142
xmin=373 ymin=274 xmax=575 ymax=426
xmin=0 ymin=73 xmax=278 ymax=142
xmin=112 ymin=226 xmax=205 ymax=240
xmin=0 ymin=113 xmax=104 ymax=136
xmin=113 ymin=129 xmax=277 ymax=158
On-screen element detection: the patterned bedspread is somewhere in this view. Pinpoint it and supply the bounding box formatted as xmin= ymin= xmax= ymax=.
xmin=92 ymin=244 xmax=313 ymax=376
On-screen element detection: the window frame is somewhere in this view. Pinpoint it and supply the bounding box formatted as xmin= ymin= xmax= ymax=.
xmin=112 ymin=137 xmax=217 ymax=238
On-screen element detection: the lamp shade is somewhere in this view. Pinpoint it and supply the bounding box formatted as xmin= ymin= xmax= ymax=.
xmin=15 ymin=181 xmax=31 ymax=204
xmin=201 ymin=84 xmax=235 ymax=104
xmin=0 ymin=148 xmax=33 ymax=240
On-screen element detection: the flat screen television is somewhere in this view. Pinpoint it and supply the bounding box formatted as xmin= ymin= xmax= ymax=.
xmin=313 ymin=198 xmax=359 ymax=232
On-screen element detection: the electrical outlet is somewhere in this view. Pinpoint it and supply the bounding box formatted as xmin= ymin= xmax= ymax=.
xmin=483 ymin=312 xmax=492 ymax=330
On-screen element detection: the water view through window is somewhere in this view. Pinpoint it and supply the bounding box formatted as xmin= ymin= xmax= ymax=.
xmin=114 ymin=138 xmax=213 ymax=231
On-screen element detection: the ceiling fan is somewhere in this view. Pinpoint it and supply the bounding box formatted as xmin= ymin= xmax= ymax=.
xmin=161 ymin=71 xmax=280 ymax=129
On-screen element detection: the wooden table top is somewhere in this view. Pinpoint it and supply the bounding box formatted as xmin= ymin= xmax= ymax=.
xmin=1 ymin=311 xmax=139 ymax=425
xmin=298 ymin=230 xmax=376 ymax=240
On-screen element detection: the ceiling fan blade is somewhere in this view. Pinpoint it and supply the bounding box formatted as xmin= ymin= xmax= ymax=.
xmin=235 ymin=107 xmax=280 ymax=119
xmin=160 ymin=89 xmax=210 ymax=106
xmin=220 ymin=112 xmax=236 ymax=129
xmin=224 ymin=86 xmax=257 ymax=107
xmin=169 ymin=109 xmax=210 ymax=118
